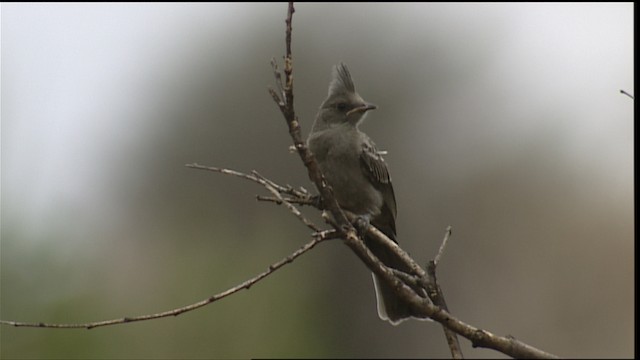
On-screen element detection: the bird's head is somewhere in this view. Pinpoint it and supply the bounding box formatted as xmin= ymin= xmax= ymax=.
xmin=313 ymin=63 xmax=377 ymax=131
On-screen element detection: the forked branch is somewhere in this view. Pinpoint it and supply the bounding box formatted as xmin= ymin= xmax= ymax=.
xmin=1 ymin=4 xmax=561 ymax=359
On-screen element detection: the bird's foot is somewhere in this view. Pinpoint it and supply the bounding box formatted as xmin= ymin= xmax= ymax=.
xmin=310 ymin=195 xmax=324 ymax=209
xmin=353 ymin=215 xmax=371 ymax=237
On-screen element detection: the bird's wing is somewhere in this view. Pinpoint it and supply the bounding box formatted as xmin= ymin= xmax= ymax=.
xmin=360 ymin=140 xmax=398 ymax=240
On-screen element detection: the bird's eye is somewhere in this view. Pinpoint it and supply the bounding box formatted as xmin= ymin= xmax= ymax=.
xmin=335 ymin=103 xmax=348 ymax=112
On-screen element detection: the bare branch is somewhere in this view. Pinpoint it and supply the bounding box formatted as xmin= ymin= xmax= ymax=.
xmin=267 ymin=3 xmax=559 ymax=359
xmin=186 ymin=164 xmax=319 ymax=232
xmin=186 ymin=163 xmax=312 ymax=202
xmin=312 ymin=229 xmax=341 ymax=241
xmin=1 ymin=4 xmax=562 ymax=359
xmin=443 ymin=326 xmax=464 ymax=360
xmin=262 ymin=182 xmax=321 ymax=232
xmin=185 ymin=163 xmax=265 ymax=185
xmin=271 ymin=58 xmax=286 ymax=102
xmin=0 ymin=236 xmax=325 ymax=329
xmin=256 ymin=195 xmax=317 ymax=207
xmin=268 ymin=3 xmax=358 ymax=247
xmin=434 ymin=225 xmax=452 ymax=266
xmin=1 ymin=162 xmax=326 ymax=330
xmin=430 ymin=226 xmax=462 ymax=358
xmin=620 ymin=89 xmax=634 ymax=99
xmin=266 ymin=12 xmax=444 ymax=358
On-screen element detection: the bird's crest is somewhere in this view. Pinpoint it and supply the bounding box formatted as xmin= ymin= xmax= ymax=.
xmin=328 ymin=62 xmax=356 ymax=96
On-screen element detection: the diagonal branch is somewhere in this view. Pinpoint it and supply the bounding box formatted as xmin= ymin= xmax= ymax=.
xmin=186 ymin=163 xmax=320 ymax=232
xmin=0 ymin=235 xmax=325 ymax=329
xmin=430 ymin=226 xmax=463 ymax=359
xmin=620 ymin=89 xmax=634 ymax=99
xmin=1 ymin=162 xmax=326 ymax=331
xmin=2 ymin=4 xmax=562 ymax=359
xmin=267 ymin=2 xmax=559 ymax=359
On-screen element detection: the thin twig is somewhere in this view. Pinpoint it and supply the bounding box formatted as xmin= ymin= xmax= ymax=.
xmin=312 ymin=229 xmax=341 ymax=240
xmin=185 ymin=163 xmax=263 ymax=185
xmin=271 ymin=58 xmax=286 ymax=102
xmin=620 ymin=89 xmax=634 ymax=99
xmin=186 ymin=164 xmax=320 ymax=232
xmin=256 ymin=195 xmax=317 ymax=207
xmin=2 ymin=162 xmax=325 ymax=330
xmin=252 ymin=170 xmax=283 ymax=191
xmin=0 ymin=236 xmax=325 ymax=329
xmin=434 ymin=225 xmax=452 ymax=266
xmin=263 ymin=182 xmax=321 ymax=232
xmin=428 ymin=227 xmax=462 ymax=358
xmin=186 ymin=163 xmax=306 ymax=200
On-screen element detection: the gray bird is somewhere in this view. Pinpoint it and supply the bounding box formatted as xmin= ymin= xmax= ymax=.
xmin=307 ymin=63 xmax=421 ymax=325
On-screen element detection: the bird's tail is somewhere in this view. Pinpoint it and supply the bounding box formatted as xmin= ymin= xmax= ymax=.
xmin=365 ymin=234 xmax=430 ymax=325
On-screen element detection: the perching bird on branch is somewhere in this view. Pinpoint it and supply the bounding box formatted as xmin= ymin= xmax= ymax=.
xmin=307 ymin=63 xmax=425 ymax=325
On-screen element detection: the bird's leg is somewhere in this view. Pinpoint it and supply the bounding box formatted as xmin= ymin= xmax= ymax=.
xmin=310 ymin=195 xmax=324 ymax=210
xmin=353 ymin=214 xmax=372 ymax=238
xmin=321 ymin=208 xmax=370 ymax=238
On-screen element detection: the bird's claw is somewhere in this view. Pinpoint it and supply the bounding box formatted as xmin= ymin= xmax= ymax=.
xmin=310 ymin=195 xmax=324 ymax=209
xmin=354 ymin=215 xmax=371 ymax=236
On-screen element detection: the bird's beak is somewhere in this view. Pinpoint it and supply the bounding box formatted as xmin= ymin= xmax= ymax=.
xmin=346 ymin=103 xmax=377 ymax=116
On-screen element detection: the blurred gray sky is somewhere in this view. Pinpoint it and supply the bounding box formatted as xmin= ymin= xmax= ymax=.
xmin=1 ymin=3 xmax=634 ymax=358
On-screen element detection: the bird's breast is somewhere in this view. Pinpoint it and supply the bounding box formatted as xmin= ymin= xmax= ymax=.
xmin=308 ymin=130 xmax=383 ymax=217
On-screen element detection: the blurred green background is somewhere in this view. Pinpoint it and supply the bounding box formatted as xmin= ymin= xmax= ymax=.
xmin=1 ymin=3 xmax=633 ymax=358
